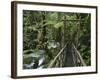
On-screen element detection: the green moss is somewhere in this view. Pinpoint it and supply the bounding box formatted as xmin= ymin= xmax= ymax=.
xmin=23 ymin=57 xmax=33 ymax=64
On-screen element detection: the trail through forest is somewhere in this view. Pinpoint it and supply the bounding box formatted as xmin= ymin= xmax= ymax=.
xmin=23 ymin=10 xmax=91 ymax=69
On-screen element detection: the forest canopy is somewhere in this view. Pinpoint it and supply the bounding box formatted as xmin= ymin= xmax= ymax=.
xmin=23 ymin=10 xmax=91 ymax=69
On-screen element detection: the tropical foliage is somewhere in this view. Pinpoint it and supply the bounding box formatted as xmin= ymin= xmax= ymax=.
xmin=23 ymin=10 xmax=91 ymax=69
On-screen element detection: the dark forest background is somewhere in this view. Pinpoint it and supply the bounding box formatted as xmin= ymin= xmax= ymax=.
xmin=23 ymin=10 xmax=91 ymax=69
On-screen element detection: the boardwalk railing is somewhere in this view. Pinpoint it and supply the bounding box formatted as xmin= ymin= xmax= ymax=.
xmin=72 ymin=44 xmax=86 ymax=66
xmin=48 ymin=43 xmax=86 ymax=68
xmin=48 ymin=44 xmax=67 ymax=68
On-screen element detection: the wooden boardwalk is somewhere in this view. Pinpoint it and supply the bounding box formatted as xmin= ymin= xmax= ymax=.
xmin=48 ymin=42 xmax=86 ymax=68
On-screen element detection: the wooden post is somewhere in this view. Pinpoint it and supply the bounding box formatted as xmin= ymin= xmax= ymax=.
xmin=61 ymin=18 xmax=84 ymax=67
xmin=61 ymin=16 xmax=67 ymax=67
